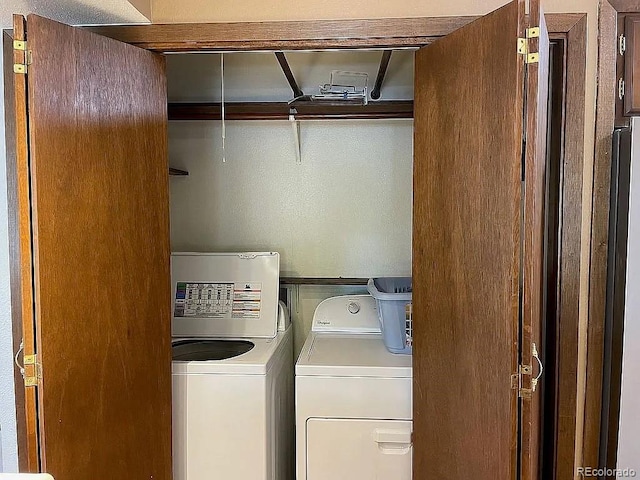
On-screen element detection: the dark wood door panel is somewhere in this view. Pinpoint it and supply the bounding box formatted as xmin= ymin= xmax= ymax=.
xmin=5 ymin=16 xmax=40 ymax=472
xmin=412 ymin=1 xmax=526 ymax=478
xmin=24 ymin=14 xmax=172 ymax=479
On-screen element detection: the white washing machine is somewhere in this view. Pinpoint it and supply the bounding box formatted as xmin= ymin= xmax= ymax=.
xmin=296 ymin=294 xmax=413 ymax=480
xmin=171 ymin=252 xmax=293 ymax=480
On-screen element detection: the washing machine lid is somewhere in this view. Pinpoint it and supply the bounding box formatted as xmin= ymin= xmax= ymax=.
xmin=172 ymin=328 xmax=290 ymax=375
xmin=295 ymin=332 xmax=412 ymax=378
xmin=172 ymin=339 xmax=255 ymax=361
xmin=171 ymin=252 xmax=279 ymax=339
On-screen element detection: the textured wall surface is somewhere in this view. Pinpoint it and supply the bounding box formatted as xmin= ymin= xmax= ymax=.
xmin=617 ymin=120 xmax=640 ymax=474
xmin=169 ymin=120 xmax=414 ymax=277
xmin=167 ymin=52 xmax=414 ymax=274
xmin=1 ymin=0 xmax=147 ymax=27
xmin=168 ymin=51 xmax=414 ymax=353
xmin=152 ymin=0 xmax=591 ymax=23
xmin=0 ymin=1 xmax=148 ymax=472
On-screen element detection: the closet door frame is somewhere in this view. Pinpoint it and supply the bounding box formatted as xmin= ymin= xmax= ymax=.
xmin=89 ymin=13 xmax=590 ymax=477
xmin=5 ymin=12 xmax=587 ymax=477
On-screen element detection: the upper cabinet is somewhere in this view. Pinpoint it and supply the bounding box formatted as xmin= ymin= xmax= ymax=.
xmin=617 ymin=14 xmax=640 ymax=123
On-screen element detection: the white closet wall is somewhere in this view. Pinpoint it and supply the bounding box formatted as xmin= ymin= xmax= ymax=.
xmin=167 ymin=51 xmax=415 ymax=352
xmin=168 ymin=120 xmax=413 ymax=277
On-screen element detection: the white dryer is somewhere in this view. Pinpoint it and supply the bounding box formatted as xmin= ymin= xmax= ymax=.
xmin=171 ymin=252 xmax=293 ymax=480
xmin=296 ymin=294 xmax=413 ymax=480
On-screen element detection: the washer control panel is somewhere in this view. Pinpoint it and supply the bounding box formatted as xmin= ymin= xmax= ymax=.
xmin=348 ymin=301 xmax=361 ymax=314
xmin=312 ymin=295 xmax=380 ymax=333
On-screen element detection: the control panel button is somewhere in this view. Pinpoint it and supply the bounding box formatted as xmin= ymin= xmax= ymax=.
xmin=347 ymin=301 xmax=360 ymax=314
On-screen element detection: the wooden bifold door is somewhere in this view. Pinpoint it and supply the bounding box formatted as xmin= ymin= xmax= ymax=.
xmin=7 ymin=13 xmax=172 ymax=480
xmin=6 ymin=0 xmax=548 ymax=478
xmin=412 ymin=1 xmax=548 ymax=479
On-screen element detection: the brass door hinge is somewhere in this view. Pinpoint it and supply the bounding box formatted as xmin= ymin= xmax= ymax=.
xmin=526 ymin=27 xmax=540 ymax=38
xmin=14 ymin=41 xmax=32 ymax=74
xmin=517 ymin=38 xmax=528 ymax=55
xmin=519 ymin=388 xmax=532 ymax=399
xmin=23 ymin=354 xmax=42 ymax=387
xmin=525 ymin=53 xmax=539 ymax=64
xmin=520 ymin=364 xmax=533 ymax=399
xmin=511 ymin=364 xmax=533 ymax=399
xmin=518 ymin=26 xmax=540 ymax=64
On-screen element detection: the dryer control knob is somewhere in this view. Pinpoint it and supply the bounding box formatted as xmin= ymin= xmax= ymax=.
xmin=347 ymin=301 xmax=360 ymax=314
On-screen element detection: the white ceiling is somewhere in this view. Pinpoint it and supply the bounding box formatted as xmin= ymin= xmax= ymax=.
xmin=1 ymin=0 xmax=148 ymax=29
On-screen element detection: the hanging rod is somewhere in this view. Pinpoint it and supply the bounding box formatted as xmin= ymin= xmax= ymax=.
xmin=370 ymin=50 xmax=393 ymax=100
xmin=274 ymin=51 xmax=305 ymax=99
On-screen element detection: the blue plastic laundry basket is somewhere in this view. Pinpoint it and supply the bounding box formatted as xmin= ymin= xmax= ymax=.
xmin=367 ymin=277 xmax=412 ymax=355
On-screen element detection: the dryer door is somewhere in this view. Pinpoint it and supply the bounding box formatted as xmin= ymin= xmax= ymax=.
xmin=306 ymin=418 xmax=412 ymax=479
